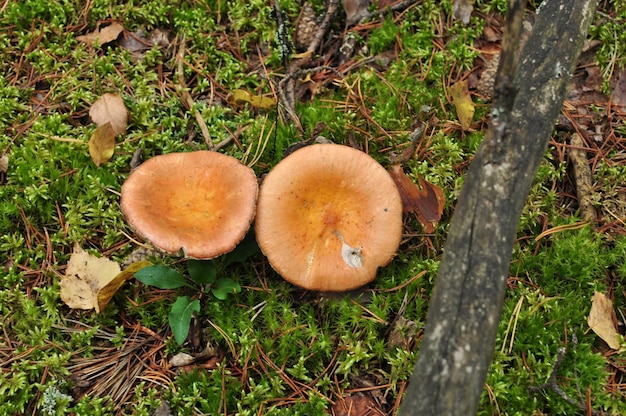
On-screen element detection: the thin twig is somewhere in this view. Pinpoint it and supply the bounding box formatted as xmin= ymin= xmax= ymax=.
xmin=529 ymin=331 xmax=603 ymax=416
xmin=276 ymin=0 xmax=341 ymax=134
xmin=569 ymin=133 xmax=596 ymax=221
xmin=355 ymin=0 xmax=420 ymax=24
xmin=305 ymin=0 xmax=340 ymax=56
xmin=529 ymin=347 xmax=582 ymax=406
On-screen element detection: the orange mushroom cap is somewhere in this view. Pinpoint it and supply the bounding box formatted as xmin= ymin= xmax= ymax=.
xmin=121 ymin=151 xmax=258 ymax=259
xmin=255 ymin=143 xmax=403 ymax=291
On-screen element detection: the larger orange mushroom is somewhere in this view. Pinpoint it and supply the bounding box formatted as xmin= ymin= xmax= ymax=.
xmin=255 ymin=143 xmax=403 ymax=291
xmin=121 ymin=151 xmax=258 ymax=259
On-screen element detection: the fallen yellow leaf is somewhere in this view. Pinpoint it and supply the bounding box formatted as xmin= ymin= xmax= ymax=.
xmin=89 ymin=92 xmax=129 ymax=137
xmin=293 ymin=51 xmax=313 ymax=59
xmin=77 ymin=22 xmax=124 ymax=46
xmin=228 ymin=89 xmax=276 ymax=109
xmin=449 ymin=80 xmax=475 ymax=131
xmin=96 ymin=260 xmax=152 ymax=313
xmin=88 ymin=122 xmax=116 ymax=166
xmin=60 ymin=246 xmax=152 ymax=314
xmin=60 ymin=244 xmax=121 ymax=312
xmin=588 ymin=291 xmax=620 ymax=350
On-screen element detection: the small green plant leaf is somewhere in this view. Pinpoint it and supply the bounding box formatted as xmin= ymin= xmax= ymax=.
xmin=134 ymin=265 xmax=193 ymax=289
xmin=211 ymin=278 xmax=241 ymax=300
xmin=222 ymin=231 xmax=259 ymax=267
xmin=187 ymin=260 xmax=217 ymax=285
xmin=169 ymin=296 xmax=200 ymax=345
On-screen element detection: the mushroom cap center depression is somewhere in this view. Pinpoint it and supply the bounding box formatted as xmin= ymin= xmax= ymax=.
xmin=139 ymin=171 xmax=244 ymax=235
xmin=121 ymin=151 xmax=258 ymax=259
xmin=294 ymin=179 xmax=366 ymax=257
xmin=255 ymin=143 xmax=403 ymax=291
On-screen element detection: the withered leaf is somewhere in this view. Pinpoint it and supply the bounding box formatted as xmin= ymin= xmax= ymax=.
xmin=169 ymin=352 xmax=196 ymax=368
xmin=612 ymin=68 xmax=626 ymax=109
xmin=60 ymin=245 xmax=151 ymax=314
xmin=0 ymin=154 xmax=8 ymax=173
xmin=449 ymin=79 xmax=475 ymax=130
xmin=96 ymin=260 xmax=152 ymax=313
xmin=89 ymin=92 xmax=129 ymax=137
xmin=77 ymin=22 xmax=124 ymax=46
xmin=389 ymin=165 xmax=445 ymax=234
xmin=331 ymin=394 xmax=385 ymax=416
xmin=588 ymin=291 xmax=620 ymax=350
xmin=88 ymin=122 xmax=116 ymax=166
xmin=60 ymin=244 xmax=121 ymax=312
xmin=227 ymin=89 xmax=276 ymax=109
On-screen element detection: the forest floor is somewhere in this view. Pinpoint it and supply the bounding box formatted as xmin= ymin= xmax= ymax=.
xmin=1 ymin=0 xmax=626 ymax=415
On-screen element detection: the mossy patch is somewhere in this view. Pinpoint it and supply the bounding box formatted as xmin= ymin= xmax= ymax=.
xmin=1 ymin=1 xmax=625 ymax=414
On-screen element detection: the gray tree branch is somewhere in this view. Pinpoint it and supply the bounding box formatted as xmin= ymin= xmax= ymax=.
xmin=399 ymin=0 xmax=598 ymax=414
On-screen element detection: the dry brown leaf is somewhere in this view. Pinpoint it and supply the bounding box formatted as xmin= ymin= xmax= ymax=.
xmin=331 ymin=394 xmax=385 ymax=416
xmin=587 ymin=291 xmax=620 ymax=350
xmin=0 ymin=154 xmax=8 ymax=173
xmin=227 ymin=89 xmax=276 ymax=109
xmin=77 ymin=22 xmax=124 ymax=45
xmin=89 ymin=92 xmax=129 ymax=137
xmin=0 ymin=153 xmax=7 ymax=185
xmin=169 ymin=352 xmax=196 ymax=368
xmin=88 ymin=122 xmax=116 ymax=166
xmin=389 ymin=165 xmax=445 ymax=234
xmin=60 ymin=244 xmax=121 ymax=312
xmin=612 ymin=68 xmax=626 ymax=109
xmin=388 ymin=316 xmax=417 ymax=349
xmin=449 ymin=80 xmax=475 ymax=130
xmin=60 ymin=245 xmax=151 ymax=313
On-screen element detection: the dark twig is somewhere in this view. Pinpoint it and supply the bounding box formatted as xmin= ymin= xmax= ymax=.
xmin=390 ymin=106 xmax=432 ymax=165
xmin=272 ymin=0 xmax=292 ymax=67
xmin=304 ymin=0 xmax=340 ymax=55
xmin=529 ymin=348 xmax=579 ymax=406
xmin=354 ymin=0 xmax=420 ymax=24
xmin=275 ymin=0 xmax=341 ymax=134
xmin=529 ymin=331 xmax=602 ymax=416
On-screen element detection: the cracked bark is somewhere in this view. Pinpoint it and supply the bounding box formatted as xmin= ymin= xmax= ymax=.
xmin=399 ymin=1 xmax=598 ymax=414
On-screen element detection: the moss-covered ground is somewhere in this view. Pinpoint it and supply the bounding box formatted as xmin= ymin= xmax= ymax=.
xmin=1 ymin=0 xmax=625 ymax=414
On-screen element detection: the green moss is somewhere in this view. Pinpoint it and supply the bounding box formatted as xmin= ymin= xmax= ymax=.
xmin=1 ymin=0 xmax=624 ymax=414
xmin=480 ymin=227 xmax=626 ymax=415
xmin=589 ymin=0 xmax=626 ymax=93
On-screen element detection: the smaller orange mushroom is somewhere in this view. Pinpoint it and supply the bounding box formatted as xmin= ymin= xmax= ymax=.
xmin=255 ymin=143 xmax=403 ymax=291
xmin=121 ymin=151 xmax=258 ymax=259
